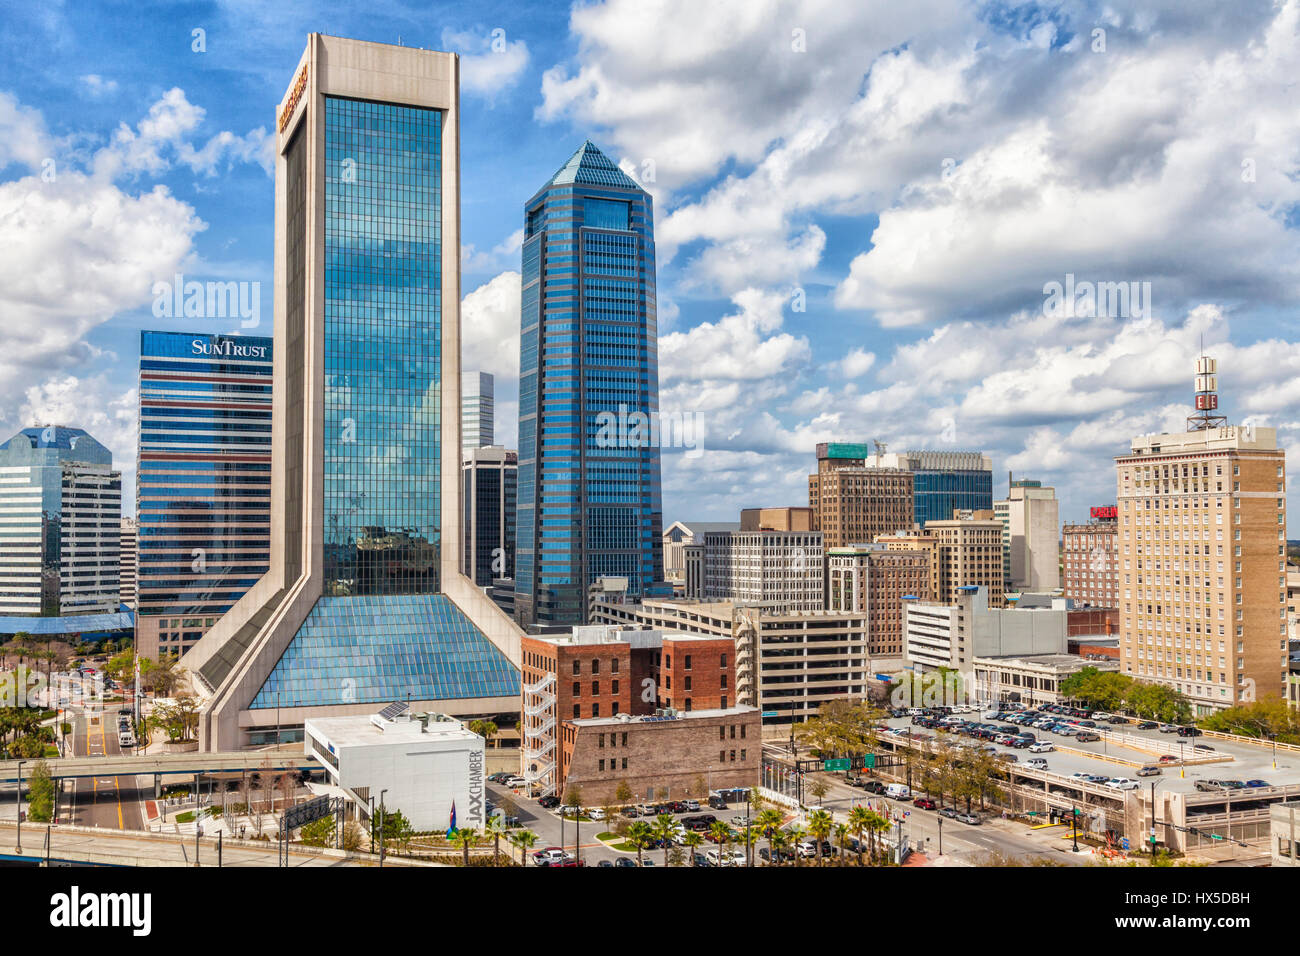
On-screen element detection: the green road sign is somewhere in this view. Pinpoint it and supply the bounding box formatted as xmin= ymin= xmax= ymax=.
xmin=823 ymin=758 xmax=850 ymax=771
xmin=863 ymin=755 xmax=875 ymax=769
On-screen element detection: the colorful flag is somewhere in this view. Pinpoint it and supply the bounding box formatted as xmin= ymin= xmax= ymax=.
xmin=446 ymin=801 xmax=457 ymax=839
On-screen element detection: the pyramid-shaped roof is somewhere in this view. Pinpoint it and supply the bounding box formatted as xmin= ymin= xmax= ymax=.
xmin=545 ymin=140 xmax=642 ymax=190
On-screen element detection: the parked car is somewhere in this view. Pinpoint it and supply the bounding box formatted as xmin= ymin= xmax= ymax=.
xmin=621 ymin=806 xmax=640 ymax=817
xmin=533 ymin=847 xmax=570 ymax=866
xmin=1106 ymin=778 xmax=1139 ymax=791
xmin=913 ymin=797 xmax=937 ymax=810
xmin=684 ymin=800 xmax=701 ymax=811
xmin=1177 ymin=726 xmax=1203 ymax=737
xmin=1193 ymin=779 xmax=1232 ymax=792
xmin=1193 ymin=743 xmax=1214 ymax=752
xmin=1025 ymin=757 xmax=1048 ymax=770
xmin=538 ymin=796 xmax=560 ymax=809
xmin=614 ymin=857 xmax=638 ymax=867
xmin=1028 ymin=742 xmax=1054 ymax=753
xmin=1136 ymin=721 xmax=1159 ymax=730
xmin=956 ymin=812 xmax=980 ymax=825
xmin=504 ymin=776 xmax=526 ymax=788
xmin=1245 ymin=780 xmax=1272 ymax=788
xmin=1158 ymin=755 xmax=1180 ymax=765
xmin=1136 ymin=765 xmax=1162 ymax=777
xmin=588 ymin=808 xmax=606 ymax=821
xmin=938 ymin=807 xmax=960 ymax=820
xmin=1158 ymin=724 xmax=1178 ymax=733
xmin=1075 ymin=732 xmax=1101 ymax=743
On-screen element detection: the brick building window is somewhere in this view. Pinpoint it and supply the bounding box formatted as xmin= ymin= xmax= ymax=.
xmin=719 ymin=726 xmax=726 ymax=741
xmin=685 ymin=676 xmax=692 ymax=691
xmin=573 ymin=660 xmax=581 ymax=675
xmin=685 ymin=655 xmax=692 ymax=670
xmin=722 ymin=696 xmax=727 ymax=708
xmin=573 ymin=705 xmax=580 ymax=718
xmin=720 ymin=674 xmax=727 ymax=689
xmin=622 ymin=758 xmax=627 ymax=769
xmin=622 ymin=733 xmax=628 ymax=746
xmin=730 ymin=750 xmax=736 ymax=762
xmin=612 ymin=658 xmax=619 ymax=673
xmin=572 ymin=682 xmax=580 ymax=696
xmin=599 ymin=759 xmax=605 ymax=771
xmin=719 ymin=750 xmax=726 ymax=762
xmin=592 ymin=681 xmax=599 ymax=695
xmin=611 ymin=680 xmax=619 ymax=695
xmin=721 ymin=653 xmax=727 ymax=667
xmin=593 ymin=703 xmax=600 ymax=717
xmin=592 ymin=658 xmax=600 ymax=674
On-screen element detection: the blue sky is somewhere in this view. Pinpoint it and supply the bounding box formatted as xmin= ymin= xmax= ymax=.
xmin=2 ymin=0 xmax=1299 ymax=527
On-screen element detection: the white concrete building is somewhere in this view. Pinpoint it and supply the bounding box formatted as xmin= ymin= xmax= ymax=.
xmin=695 ymin=529 xmax=824 ymax=611
xmin=305 ymin=708 xmax=486 ymax=832
xmin=462 ymin=371 xmax=494 ymax=454
xmin=904 ymin=585 xmax=1070 ymax=674
xmin=995 ymin=479 xmax=1060 ymax=592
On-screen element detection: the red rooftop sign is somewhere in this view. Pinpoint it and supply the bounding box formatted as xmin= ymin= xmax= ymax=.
xmin=1090 ymin=506 xmax=1117 ymax=520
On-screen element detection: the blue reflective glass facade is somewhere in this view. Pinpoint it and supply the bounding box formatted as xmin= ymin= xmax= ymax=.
xmin=136 ymin=331 xmax=272 ymax=655
xmin=914 ymin=468 xmax=994 ymax=526
xmin=322 ymin=96 xmax=442 ymax=595
xmin=516 ymin=143 xmax=664 ymax=626
xmin=251 ymin=594 xmax=518 ymax=708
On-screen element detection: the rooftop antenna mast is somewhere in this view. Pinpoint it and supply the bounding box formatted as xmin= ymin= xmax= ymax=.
xmin=1187 ymin=346 xmax=1227 ymax=432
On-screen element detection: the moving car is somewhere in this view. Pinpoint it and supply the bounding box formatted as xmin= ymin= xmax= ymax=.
xmin=1075 ymin=732 xmax=1101 ymax=742
xmin=533 ymin=847 xmax=570 ymax=866
xmin=1136 ymin=765 xmax=1162 ymax=777
xmin=956 ymin=812 xmax=980 ymax=825
xmin=1177 ymin=726 xmax=1203 ymax=737
xmin=538 ymin=796 xmax=560 ymax=809
xmin=913 ymin=797 xmax=937 ymax=810
xmin=1136 ymin=721 xmax=1159 ymax=730
xmin=1025 ymin=757 xmax=1048 ymax=769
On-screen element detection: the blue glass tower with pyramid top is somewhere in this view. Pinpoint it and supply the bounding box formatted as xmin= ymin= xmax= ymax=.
xmin=515 ymin=142 xmax=665 ymax=627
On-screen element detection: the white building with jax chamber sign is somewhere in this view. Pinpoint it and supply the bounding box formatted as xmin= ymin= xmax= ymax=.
xmin=304 ymin=706 xmax=486 ymax=833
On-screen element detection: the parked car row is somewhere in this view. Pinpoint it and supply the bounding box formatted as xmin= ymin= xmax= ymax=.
xmin=1194 ymin=778 xmax=1272 ymax=791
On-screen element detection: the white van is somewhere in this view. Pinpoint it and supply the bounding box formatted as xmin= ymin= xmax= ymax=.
xmin=885 ymin=783 xmax=911 ymax=800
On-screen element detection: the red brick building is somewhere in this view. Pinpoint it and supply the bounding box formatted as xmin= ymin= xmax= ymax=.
xmin=520 ymin=625 xmax=745 ymax=799
xmin=1062 ymin=515 xmax=1118 ymax=608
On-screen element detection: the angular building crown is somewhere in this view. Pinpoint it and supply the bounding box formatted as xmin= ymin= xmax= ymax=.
xmin=544 ymin=140 xmax=642 ymax=190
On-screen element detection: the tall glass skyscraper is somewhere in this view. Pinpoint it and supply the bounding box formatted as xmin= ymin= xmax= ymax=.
xmin=184 ymin=36 xmax=521 ymax=750
xmin=0 ymin=427 xmax=120 ymax=617
xmin=135 ymin=330 xmax=272 ymax=661
xmin=515 ymin=142 xmax=665 ymax=627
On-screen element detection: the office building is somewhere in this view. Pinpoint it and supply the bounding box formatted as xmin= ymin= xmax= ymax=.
xmin=119 ymin=517 xmax=137 ymax=610
xmin=588 ymin=596 xmax=877 ymax=726
xmin=826 ymin=544 xmax=932 ymax=657
xmin=0 ymin=426 xmax=120 ymax=617
xmin=879 ymin=513 xmax=1005 ymax=607
xmin=740 ymin=506 xmax=814 ymax=532
xmin=135 ymin=331 xmax=273 ymax=661
xmin=691 ymin=529 xmax=824 ymax=612
xmin=461 ymin=370 xmax=494 ymax=454
xmin=972 ymin=653 xmax=1119 ymax=708
xmin=462 ymin=446 xmax=517 ymax=588
xmin=868 ymin=448 xmax=993 ymax=527
xmin=995 ymin=479 xmax=1061 ymax=592
xmin=661 ymin=520 xmax=740 ymax=583
xmin=1116 ymin=356 xmax=1287 ymax=715
xmin=184 ymin=35 xmax=522 ymax=750
xmin=515 ymin=141 xmax=666 ymax=627
xmin=519 ymin=624 xmax=753 ymax=799
xmin=305 ymin=707 xmax=486 ymax=832
xmin=1063 ymin=508 xmax=1119 ymax=608
xmin=808 ymin=443 xmax=913 ymax=548
xmin=903 ymin=586 xmax=1069 ymax=674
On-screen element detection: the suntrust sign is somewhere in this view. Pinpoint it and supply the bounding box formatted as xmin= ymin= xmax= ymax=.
xmin=192 ymin=338 xmax=269 ymax=360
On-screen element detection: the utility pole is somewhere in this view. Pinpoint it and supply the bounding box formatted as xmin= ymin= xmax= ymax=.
xmin=15 ymin=759 xmax=24 ymax=854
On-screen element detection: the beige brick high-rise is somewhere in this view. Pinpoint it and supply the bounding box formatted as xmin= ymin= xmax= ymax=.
xmin=1116 ymin=358 xmax=1287 ymax=715
xmin=809 ymin=444 xmax=912 ymax=548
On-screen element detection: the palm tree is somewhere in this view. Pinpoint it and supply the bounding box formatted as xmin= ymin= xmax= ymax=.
xmin=848 ymin=805 xmax=871 ymax=866
xmin=682 ymin=830 xmax=704 ymax=865
xmin=509 ymin=828 xmax=537 ymax=866
xmin=486 ymin=815 xmax=508 ymax=865
xmin=867 ymin=811 xmax=890 ymax=864
xmin=768 ymin=827 xmax=791 ymax=867
xmin=468 ymin=719 xmax=499 ymax=749
xmin=653 ymin=813 xmax=677 ymax=867
xmin=833 ymin=823 xmax=852 ymax=865
xmin=452 ymin=826 xmax=480 ymax=866
xmin=786 ymin=824 xmax=808 ymax=866
xmin=807 ymin=809 xmax=834 ymax=866
xmin=754 ymin=808 xmax=783 ymax=865
xmin=626 ymin=821 xmax=653 ymax=867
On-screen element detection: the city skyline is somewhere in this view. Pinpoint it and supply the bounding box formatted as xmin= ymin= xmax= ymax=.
xmin=3 ymin=4 xmax=1300 ymax=529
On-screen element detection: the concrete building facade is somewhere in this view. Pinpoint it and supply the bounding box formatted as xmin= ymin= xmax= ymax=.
xmin=692 ymin=529 xmax=824 ymax=612
xmin=461 ymin=370 xmax=494 ymax=454
xmin=995 ymin=479 xmax=1060 ymax=592
xmin=1116 ymin=365 xmax=1287 ymax=715
xmin=184 ymin=35 xmax=522 ymax=750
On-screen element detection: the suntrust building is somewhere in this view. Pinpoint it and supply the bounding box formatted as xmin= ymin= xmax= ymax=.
xmin=185 ymin=35 xmax=522 ymax=750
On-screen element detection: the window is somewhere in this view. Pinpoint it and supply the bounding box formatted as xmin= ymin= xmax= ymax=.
xmin=685 ymin=675 xmax=692 ymax=691
xmin=611 ymin=658 xmax=619 ymax=673
xmin=611 ymin=679 xmax=619 ymax=695
xmin=720 ymin=673 xmax=727 ymax=689
xmin=573 ymin=660 xmax=581 ymax=675
xmin=572 ymin=682 xmax=580 ymax=696
xmin=622 ymin=733 xmax=628 ymax=746
xmin=592 ymin=681 xmax=600 ymax=696
xmin=599 ymin=759 xmax=605 ymax=771
xmin=685 ymin=655 xmax=692 ymax=670
xmin=722 ymin=696 xmax=727 ymax=709
xmin=720 ymin=750 xmax=726 ymax=762
xmin=573 ymin=704 xmax=580 ymax=718
xmin=721 ymin=653 xmax=728 ymax=668
xmin=592 ymin=703 xmax=600 ymax=717
xmin=592 ymin=658 xmax=600 ymax=674
xmin=622 ymin=758 xmax=627 ymax=770
xmin=719 ymin=726 xmax=726 ymax=741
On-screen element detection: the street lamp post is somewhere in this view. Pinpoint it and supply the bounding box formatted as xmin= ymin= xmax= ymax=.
xmin=368 ymin=795 xmax=375 ymax=855
xmin=1071 ymin=803 xmax=1079 ymax=853
xmin=15 ymin=759 xmax=25 ymax=854
xmin=379 ymin=789 xmax=388 ymax=868
xmin=937 ymin=815 xmax=943 ymax=857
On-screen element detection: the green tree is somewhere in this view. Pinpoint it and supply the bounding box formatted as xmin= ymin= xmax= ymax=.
xmin=300 ymin=816 xmax=334 ymax=847
xmin=509 ymin=828 xmax=537 ymax=866
xmin=653 ymin=812 xmax=677 ymax=867
xmin=615 ymin=780 xmax=634 ymax=806
xmin=682 ymin=829 xmax=704 ymax=864
xmin=468 ymin=719 xmax=499 ymax=748
xmin=626 ymin=820 xmax=654 ymax=866
xmin=26 ymin=759 xmax=54 ymax=822
xmin=486 ymin=814 xmax=508 ymax=865
xmin=807 ymin=809 xmax=834 ymax=866
xmin=452 ymin=826 xmax=480 ymax=866
xmin=1200 ymin=696 xmax=1299 ymax=743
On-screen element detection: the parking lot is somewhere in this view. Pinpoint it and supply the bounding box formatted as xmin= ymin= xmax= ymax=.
xmin=878 ymin=704 xmax=1300 ymax=797
xmin=485 ymin=781 xmax=777 ymax=867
